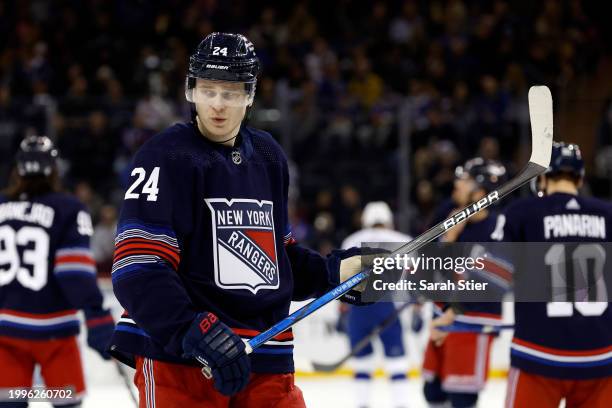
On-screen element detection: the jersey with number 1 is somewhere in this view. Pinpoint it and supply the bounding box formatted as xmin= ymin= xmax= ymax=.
xmin=0 ymin=193 xmax=106 ymax=339
xmin=498 ymin=192 xmax=612 ymax=379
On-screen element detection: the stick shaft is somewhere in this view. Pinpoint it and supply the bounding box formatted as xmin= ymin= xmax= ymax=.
xmin=115 ymin=361 xmax=138 ymax=407
xmin=247 ymin=162 xmax=545 ymax=353
xmin=312 ymin=302 xmax=413 ymax=372
xmin=439 ymin=323 xmax=515 ymax=333
xmin=247 ymin=86 xmax=552 ymax=352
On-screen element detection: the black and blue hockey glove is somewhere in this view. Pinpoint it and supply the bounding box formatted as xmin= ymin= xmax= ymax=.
xmin=327 ymin=247 xmax=388 ymax=306
xmin=182 ymin=312 xmax=251 ymax=396
xmin=86 ymin=310 xmax=115 ymax=360
xmin=326 ymin=247 xmax=389 ymax=306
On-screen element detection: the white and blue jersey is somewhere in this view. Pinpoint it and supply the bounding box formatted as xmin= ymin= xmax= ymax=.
xmin=342 ymin=228 xmax=412 ymax=358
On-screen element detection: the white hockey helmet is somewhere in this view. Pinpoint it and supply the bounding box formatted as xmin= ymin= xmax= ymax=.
xmin=361 ymin=201 xmax=394 ymax=228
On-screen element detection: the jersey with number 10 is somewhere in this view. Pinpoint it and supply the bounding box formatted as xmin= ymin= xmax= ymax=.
xmin=498 ymin=192 xmax=612 ymax=379
xmin=0 ymin=193 xmax=107 ymax=339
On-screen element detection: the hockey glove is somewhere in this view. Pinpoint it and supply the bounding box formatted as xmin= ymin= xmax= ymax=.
xmin=182 ymin=312 xmax=251 ymax=396
xmin=327 ymin=247 xmax=388 ymax=306
xmin=85 ymin=310 xmax=115 ymax=360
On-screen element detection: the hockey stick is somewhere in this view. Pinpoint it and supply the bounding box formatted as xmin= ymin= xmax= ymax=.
xmin=114 ymin=360 xmax=138 ymax=407
xmin=243 ymin=86 xmax=553 ymax=355
xmin=311 ymin=302 xmax=413 ymax=372
xmin=438 ymin=322 xmax=515 ymax=334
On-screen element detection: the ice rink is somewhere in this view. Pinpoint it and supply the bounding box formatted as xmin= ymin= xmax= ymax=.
xmin=22 ymin=299 xmax=513 ymax=407
xmin=29 ymin=372 xmax=510 ymax=408
xmin=27 ymin=286 xmax=512 ymax=407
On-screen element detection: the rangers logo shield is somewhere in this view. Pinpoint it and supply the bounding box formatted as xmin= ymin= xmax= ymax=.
xmin=206 ymin=198 xmax=279 ymax=293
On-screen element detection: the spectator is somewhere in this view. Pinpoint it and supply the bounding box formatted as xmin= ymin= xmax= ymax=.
xmin=0 ymin=0 xmax=606 ymax=244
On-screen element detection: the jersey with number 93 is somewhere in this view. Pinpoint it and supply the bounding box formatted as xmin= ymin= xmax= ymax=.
xmin=0 ymin=192 xmax=106 ymax=340
xmin=496 ymin=192 xmax=612 ymax=379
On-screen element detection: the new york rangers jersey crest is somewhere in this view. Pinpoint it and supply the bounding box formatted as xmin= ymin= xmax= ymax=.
xmin=206 ymin=198 xmax=279 ymax=293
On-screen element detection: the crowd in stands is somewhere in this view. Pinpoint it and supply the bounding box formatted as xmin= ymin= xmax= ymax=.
xmin=0 ymin=0 xmax=608 ymax=273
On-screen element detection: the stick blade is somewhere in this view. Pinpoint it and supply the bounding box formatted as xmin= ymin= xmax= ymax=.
xmin=528 ymin=85 xmax=554 ymax=168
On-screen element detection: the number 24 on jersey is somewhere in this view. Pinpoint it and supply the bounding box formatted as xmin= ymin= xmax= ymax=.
xmin=125 ymin=167 xmax=160 ymax=202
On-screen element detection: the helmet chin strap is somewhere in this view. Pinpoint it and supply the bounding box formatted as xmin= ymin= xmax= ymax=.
xmin=212 ymin=134 xmax=238 ymax=145
xmin=194 ymin=115 xmax=239 ymax=145
xmin=540 ymin=176 xmax=548 ymax=197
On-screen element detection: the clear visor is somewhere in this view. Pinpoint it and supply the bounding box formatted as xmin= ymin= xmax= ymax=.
xmin=185 ymin=78 xmax=255 ymax=107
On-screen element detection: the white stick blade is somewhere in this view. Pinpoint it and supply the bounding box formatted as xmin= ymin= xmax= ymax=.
xmin=528 ymin=85 xmax=553 ymax=168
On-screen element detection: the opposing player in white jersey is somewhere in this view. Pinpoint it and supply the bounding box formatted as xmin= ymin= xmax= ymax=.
xmin=341 ymin=201 xmax=414 ymax=408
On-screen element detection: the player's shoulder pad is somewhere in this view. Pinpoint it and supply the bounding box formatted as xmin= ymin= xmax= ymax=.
xmin=244 ymin=126 xmax=288 ymax=165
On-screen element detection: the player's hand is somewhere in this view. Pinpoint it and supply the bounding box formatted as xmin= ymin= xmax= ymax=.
xmin=327 ymin=247 xmax=390 ymax=305
xmin=430 ymin=308 xmax=456 ymax=346
xmin=327 ymin=247 xmax=367 ymax=305
xmin=182 ymin=312 xmax=251 ymax=396
xmin=327 ymin=247 xmax=363 ymax=285
xmin=339 ymin=252 xmax=367 ymax=291
xmin=86 ymin=311 xmax=115 ymax=360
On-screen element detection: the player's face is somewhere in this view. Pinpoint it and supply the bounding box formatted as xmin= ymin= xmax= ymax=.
xmin=194 ymin=80 xmax=250 ymax=143
xmin=452 ymin=177 xmax=476 ymax=206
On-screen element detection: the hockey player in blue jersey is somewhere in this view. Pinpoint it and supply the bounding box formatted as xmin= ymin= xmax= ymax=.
xmin=494 ymin=142 xmax=612 ymax=407
xmin=0 ymin=136 xmax=115 ymax=407
xmin=423 ymin=158 xmax=506 ymax=408
xmin=108 ymin=32 xmax=369 ymax=407
xmin=341 ymin=201 xmax=413 ymax=408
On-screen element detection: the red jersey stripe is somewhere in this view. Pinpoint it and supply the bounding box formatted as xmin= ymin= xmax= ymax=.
xmin=513 ymin=337 xmax=612 ymax=356
xmin=113 ymin=247 xmax=180 ymax=269
xmin=115 ymin=241 xmax=180 ymax=258
xmin=463 ymin=311 xmax=503 ymax=319
xmin=86 ymin=315 xmax=114 ymax=328
xmin=0 ymin=309 xmax=78 ymax=319
xmin=232 ymin=328 xmax=294 ymax=341
xmin=116 ymin=238 xmax=179 ymax=254
xmin=55 ymin=255 xmax=96 ymax=266
xmin=114 ymin=241 xmax=180 ymax=260
xmin=481 ymin=259 xmax=513 ymax=282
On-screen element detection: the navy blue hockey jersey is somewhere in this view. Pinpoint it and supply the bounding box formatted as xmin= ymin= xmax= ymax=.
xmin=436 ymin=213 xmax=503 ymax=326
xmin=498 ymin=192 xmax=612 ymax=379
xmin=109 ymin=123 xmax=330 ymax=374
xmin=0 ymin=193 xmax=109 ymax=339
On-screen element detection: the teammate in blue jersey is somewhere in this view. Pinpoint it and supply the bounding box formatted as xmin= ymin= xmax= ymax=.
xmin=493 ymin=142 xmax=612 ymax=407
xmin=424 ymin=158 xmax=506 ymax=408
xmin=341 ymin=201 xmax=414 ymax=408
xmin=0 ymin=136 xmax=114 ymax=408
xmin=108 ymin=32 xmax=368 ymax=407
